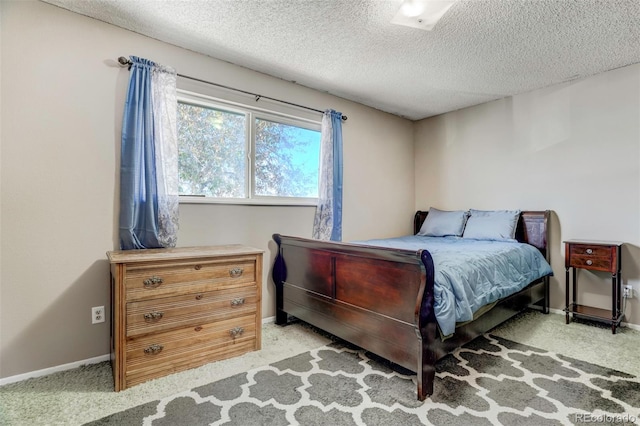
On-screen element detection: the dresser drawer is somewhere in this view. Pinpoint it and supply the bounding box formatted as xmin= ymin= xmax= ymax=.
xmin=126 ymin=286 xmax=258 ymax=337
xmin=125 ymin=315 xmax=257 ymax=386
xmin=124 ymin=257 xmax=256 ymax=301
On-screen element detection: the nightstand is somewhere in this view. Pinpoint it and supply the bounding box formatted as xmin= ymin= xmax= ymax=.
xmin=564 ymin=240 xmax=623 ymax=333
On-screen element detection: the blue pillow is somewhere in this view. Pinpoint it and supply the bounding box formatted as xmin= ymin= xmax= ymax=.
xmin=462 ymin=209 xmax=521 ymax=241
xmin=417 ymin=208 xmax=469 ymax=237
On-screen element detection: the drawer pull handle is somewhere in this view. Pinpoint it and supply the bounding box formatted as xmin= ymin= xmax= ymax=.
xmin=231 ymin=297 xmax=245 ymax=306
xmin=194 ymin=326 xmax=203 ymax=332
xmin=586 ymin=248 xmax=593 ymax=254
xmin=194 ymin=264 xmax=202 ymax=270
xmin=144 ymin=344 xmax=163 ymax=355
xmin=195 ymin=294 xmax=203 ymax=300
xmin=586 ymin=260 xmax=593 ymax=266
xmin=143 ymin=311 xmax=164 ymax=321
xmin=143 ymin=276 xmax=164 ymax=288
xmin=229 ymin=267 xmax=244 ymax=278
xmin=229 ymin=327 xmax=244 ymax=338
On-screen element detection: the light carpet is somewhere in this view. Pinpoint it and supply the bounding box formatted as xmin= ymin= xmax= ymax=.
xmin=1 ymin=311 xmax=639 ymax=425
xmin=85 ymin=334 xmax=640 ymax=426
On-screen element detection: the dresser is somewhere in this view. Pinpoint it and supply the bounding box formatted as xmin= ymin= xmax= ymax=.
xmin=107 ymin=245 xmax=263 ymax=391
xmin=564 ymin=240 xmax=623 ymax=334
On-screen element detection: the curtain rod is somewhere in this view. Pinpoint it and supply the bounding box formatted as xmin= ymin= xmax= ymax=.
xmin=117 ymin=57 xmax=347 ymax=121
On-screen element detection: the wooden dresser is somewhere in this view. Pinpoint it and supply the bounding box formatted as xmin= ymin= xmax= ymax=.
xmin=107 ymin=245 xmax=263 ymax=391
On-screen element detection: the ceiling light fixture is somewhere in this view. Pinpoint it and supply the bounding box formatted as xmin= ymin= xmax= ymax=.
xmin=399 ymin=0 xmax=426 ymax=17
xmin=391 ymin=0 xmax=459 ymax=31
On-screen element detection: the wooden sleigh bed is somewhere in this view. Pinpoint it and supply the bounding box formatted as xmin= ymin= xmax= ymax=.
xmin=271 ymin=210 xmax=550 ymax=400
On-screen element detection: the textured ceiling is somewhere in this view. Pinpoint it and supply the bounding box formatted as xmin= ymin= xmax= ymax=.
xmin=42 ymin=0 xmax=640 ymax=120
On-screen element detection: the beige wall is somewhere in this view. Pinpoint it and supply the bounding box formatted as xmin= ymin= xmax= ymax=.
xmin=3 ymin=0 xmax=637 ymax=381
xmin=0 ymin=1 xmax=414 ymax=378
xmin=414 ymin=64 xmax=640 ymax=326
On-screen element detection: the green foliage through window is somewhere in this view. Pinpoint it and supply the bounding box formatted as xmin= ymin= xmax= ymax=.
xmin=178 ymin=103 xmax=245 ymax=197
xmin=177 ymin=97 xmax=320 ymax=201
xmin=255 ymin=118 xmax=319 ymax=198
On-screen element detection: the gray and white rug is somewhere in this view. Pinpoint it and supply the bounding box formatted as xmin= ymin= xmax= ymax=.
xmin=86 ymin=335 xmax=640 ymax=425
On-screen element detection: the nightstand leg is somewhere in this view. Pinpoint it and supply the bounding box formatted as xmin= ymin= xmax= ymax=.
xmin=572 ymin=267 xmax=578 ymax=322
xmin=565 ymin=267 xmax=570 ymax=324
xmin=611 ymin=274 xmax=618 ymax=334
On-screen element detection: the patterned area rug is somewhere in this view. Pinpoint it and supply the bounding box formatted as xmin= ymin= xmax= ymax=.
xmin=86 ymin=335 xmax=640 ymax=425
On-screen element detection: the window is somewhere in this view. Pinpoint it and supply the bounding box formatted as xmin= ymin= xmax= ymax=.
xmin=177 ymin=92 xmax=321 ymax=205
xmin=177 ymin=103 xmax=246 ymax=198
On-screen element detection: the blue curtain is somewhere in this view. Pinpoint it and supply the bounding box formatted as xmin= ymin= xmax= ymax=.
xmin=312 ymin=109 xmax=343 ymax=241
xmin=119 ymin=56 xmax=179 ymax=249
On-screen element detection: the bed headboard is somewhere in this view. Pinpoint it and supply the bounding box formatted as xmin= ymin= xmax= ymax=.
xmin=413 ymin=210 xmax=550 ymax=261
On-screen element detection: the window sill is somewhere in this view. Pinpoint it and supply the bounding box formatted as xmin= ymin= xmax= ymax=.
xmin=179 ymin=196 xmax=318 ymax=207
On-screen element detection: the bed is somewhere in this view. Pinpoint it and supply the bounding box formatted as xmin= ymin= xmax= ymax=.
xmin=271 ymin=210 xmax=552 ymax=400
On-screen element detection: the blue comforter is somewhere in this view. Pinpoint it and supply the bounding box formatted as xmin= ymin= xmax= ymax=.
xmin=352 ymin=235 xmax=553 ymax=336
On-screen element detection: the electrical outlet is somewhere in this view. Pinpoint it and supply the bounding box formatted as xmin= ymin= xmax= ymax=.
xmin=92 ymin=306 xmax=105 ymax=324
xmin=623 ymin=285 xmax=633 ymax=299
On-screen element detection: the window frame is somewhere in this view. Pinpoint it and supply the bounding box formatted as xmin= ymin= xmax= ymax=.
xmin=177 ymin=89 xmax=321 ymax=206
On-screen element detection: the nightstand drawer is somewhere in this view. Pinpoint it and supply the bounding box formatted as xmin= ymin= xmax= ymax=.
xmin=569 ymin=256 xmax=612 ymax=271
xmin=569 ymin=244 xmax=611 ymax=258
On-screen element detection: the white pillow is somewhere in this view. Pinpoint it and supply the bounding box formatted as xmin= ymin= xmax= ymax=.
xmin=462 ymin=209 xmax=521 ymax=241
xmin=417 ymin=208 xmax=469 ymax=237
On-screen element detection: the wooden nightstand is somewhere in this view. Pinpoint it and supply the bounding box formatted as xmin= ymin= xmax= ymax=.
xmin=564 ymin=240 xmax=623 ymax=333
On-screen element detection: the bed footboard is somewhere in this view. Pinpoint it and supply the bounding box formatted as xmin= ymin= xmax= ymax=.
xmin=272 ymin=234 xmax=438 ymax=399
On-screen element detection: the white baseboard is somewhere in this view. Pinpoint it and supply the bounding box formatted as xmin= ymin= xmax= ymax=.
xmin=0 ymin=354 xmax=110 ymax=387
xmin=548 ymin=307 xmax=565 ymax=315
xmin=2 ymin=312 xmax=636 ymax=387
xmin=262 ymin=316 xmax=276 ymax=324
xmin=548 ymin=307 xmax=640 ymax=331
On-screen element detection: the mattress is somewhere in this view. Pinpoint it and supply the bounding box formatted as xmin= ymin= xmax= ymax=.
xmin=352 ymin=235 xmax=553 ymax=336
